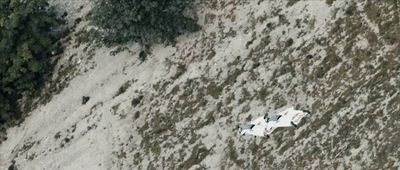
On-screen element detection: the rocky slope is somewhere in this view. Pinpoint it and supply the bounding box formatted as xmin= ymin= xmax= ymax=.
xmin=1 ymin=0 xmax=399 ymax=169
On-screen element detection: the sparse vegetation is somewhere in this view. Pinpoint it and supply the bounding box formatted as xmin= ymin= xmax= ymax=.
xmin=113 ymin=81 xmax=132 ymax=98
xmin=179 ymin=143 xmax=209 ymax=169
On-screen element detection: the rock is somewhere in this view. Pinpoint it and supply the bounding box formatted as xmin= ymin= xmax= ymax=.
xmin=134 ymin=111 xmax=140 ymax=119
xmin=75 ymin=17 xmax=82 ymax=25
xmin=82 ymin=96 xmax=90 ymax=105
xmin=131 ymin=95 xmax=144 ymax=107
xmin=8 ymin=160 xmax=17 ymax=170
xmin=139 ymin=51 xmax=147 ymax=62
xmin=61 ymin=11 xmax=68 ymax=18
xmin=0 ymin=131 xmax=7 ymax=144
xmin=285 ymin=38 xmax=294 ymax=47
xmin=252 ymin=62 xmax=261 ymax=69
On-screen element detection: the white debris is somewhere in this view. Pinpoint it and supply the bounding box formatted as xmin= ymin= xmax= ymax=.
xmin=239 ymin=107 xmax=310 ymax=137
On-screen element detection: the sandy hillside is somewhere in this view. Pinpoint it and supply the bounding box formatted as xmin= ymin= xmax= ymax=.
xmin=1 ymin=0 xmax=399 ymax=169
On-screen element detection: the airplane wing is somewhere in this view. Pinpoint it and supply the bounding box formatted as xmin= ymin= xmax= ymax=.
xmin=239 ymin=116 xmax=272 ymax=137
xmin=274 ymin=107 xmax=309 ymax=127
xmin=264 ymin=121 xmax=277 ymax=135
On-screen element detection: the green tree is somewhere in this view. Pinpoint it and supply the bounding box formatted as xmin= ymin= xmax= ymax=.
xmin=0 ymin=0 xmax=63 ymax=127
xmin=89 ymin=0 xmax=199 ymax=45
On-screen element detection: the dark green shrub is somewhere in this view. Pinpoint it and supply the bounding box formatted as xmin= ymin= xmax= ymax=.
xmin=0 ymin=0 xmax=63 ymax=127
xmin=89 ymin=0 xmax=200 ymax=45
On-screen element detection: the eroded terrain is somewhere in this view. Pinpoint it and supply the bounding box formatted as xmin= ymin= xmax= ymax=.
xmin=1 ymin=0 xmax=399 ymax=169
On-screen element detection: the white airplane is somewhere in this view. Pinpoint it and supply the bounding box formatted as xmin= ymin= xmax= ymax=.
xmin=239 ymin=107 xmax=310 ymax=138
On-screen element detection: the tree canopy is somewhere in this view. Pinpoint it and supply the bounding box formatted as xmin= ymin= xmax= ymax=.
xmin=0 ymin=0 xmax=63 ymax=127
xmin=89 ymin=0 xmax=199 ymax=45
